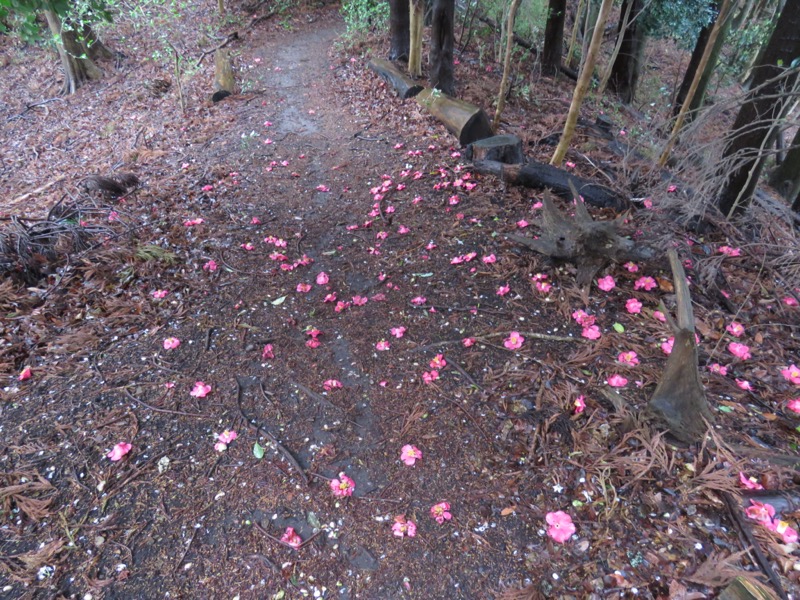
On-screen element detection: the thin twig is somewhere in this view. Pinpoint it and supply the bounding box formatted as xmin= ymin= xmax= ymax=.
xmin=123 ymin=388 xmax=207 ymax=418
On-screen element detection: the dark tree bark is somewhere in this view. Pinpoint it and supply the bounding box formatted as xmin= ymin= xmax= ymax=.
xmin=389 ymin=0 xmax=410 ymax=61
xmin=717 ymin=0 xmax=800 ymax=217
xmin=673 ymin=11 xmax=714 ymax=117
xmin=542 ymin=0 xmax=567 ymax=76
xmin=686 ymin=11 xmax=729 ymax=114
xmin=429 ymin=0 xmax=455 ymax=95
xmin=769 ymin=127 xmax=800 ymax=203
xmin=607 ymin=0 xmax=646 ymax=104
xmin=44 ymin=10 xmax=104 ymax=94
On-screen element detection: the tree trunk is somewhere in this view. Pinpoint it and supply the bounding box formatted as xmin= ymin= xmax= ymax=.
xmin=597 ymin=0 xmax=634 ymax=96
xmin=44 ymin=9 xmax=103 ymax=95
xmin=542 ymin=0 xmax=567 ymax=76
xmin=717 ymin=0 xmax=800 ymax=217
xmin=565 ymin=0 xmax=585 ymax=69
xmin=550 ymin=0 xmax=614 ymax=166
xmin=79 ymin=23 xmax=113 ymax=61
xmin=607 ymin=0 xmax=646 ymax=104
xmin=769 ymin=127 xmax=800 ymax=202
xmin=494 ymin=0 xmax=522 ymax=130
xmin=389 ymin=0 xmax=410 ymax=61
xmin=408 ymin=0 xmax=424 ymax=77
xmin=687 ymin=10 xmax=730 ymax=114
xmin=579 ymin=0 xmax=599 ymax=71
xmin=429 ymin=0 xmax=456 ymax=95
xmin=673 ymin=11 xmax=714 ymax=117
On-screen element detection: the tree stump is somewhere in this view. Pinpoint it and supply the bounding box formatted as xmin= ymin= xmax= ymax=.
xmin=213 ymin=49 xmax=236 ymax=101
xmin=368 ymin=58 xmax=424 ymax=99
xmin=416 ymin=89 xmax=493 ymax=146
xmin=465 ymin=135 xmax=524 ymax=164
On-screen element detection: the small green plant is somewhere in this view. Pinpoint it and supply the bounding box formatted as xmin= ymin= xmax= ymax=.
xmin=340 ymin=0 xmax=389 ymax=35
xmin=135 ymin=244 xmax=177 ymax=264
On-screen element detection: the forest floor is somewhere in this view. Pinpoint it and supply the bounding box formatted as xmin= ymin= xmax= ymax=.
xmin=2 ymin=2 xmax=800 ymax=599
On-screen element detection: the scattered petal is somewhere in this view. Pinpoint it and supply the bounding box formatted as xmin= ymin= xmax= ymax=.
xmin=19 ymin=366 xmax=32 ymax=381
xmin=573 ymin=395 xmax=586 ymax=414
xmin=400 ymin=444 xmax=423 ymax=466
xmin=190 ymin=381 xmax=212 ymax=398
xmin=618 ymin=351 xmax=639 ymax=366
xmin=739 ymin=472 xmax=764 ymax=490
xmin=781 ymin=364 xmax=800 ymax=385
xmin=726 ymin=322 xmax=745 ymax=337
xmin=280 ymin=526 xmax=303 ymax=549
xmin=262 ymin=344 xmax=275 ymax=360
xmin=392 ymin=515 xmax=417 ymax=537
xmin=107 ymin=442 xmax=132 ymax=462
xmin=607 ymin=374 xmax=628 ymax=387
xmin=634 ymin=277 xmax=657 ymax=291
xmin=728 ymin=342 xmax=752 ymax=360
xmin=163 ymin=337 xmax=181 ymax=350
xmin=316 ymin=272 xmax=329 ymax=285
xmin=581 ymin=325 xmax=601 ymax=340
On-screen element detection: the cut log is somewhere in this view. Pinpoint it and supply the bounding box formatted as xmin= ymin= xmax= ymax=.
xmin=214 ymin=49 xmax=236 ymax=94
xmin=472 ymin=159 xmax=625 ymax=210
xmin=646 ymin=249 xmax=713 ymax=444
xmin=718 ymin=577 xmax=781 ymax=600
xmin=416 ymin=88 xmax=493 ymax=146
xmin=465 ymin=135 xmax=523 ymax=164
xmin=506 ymin=184 xmax=652 ymax=286
xmin=368 ymin=58 xmax=424 ymax=99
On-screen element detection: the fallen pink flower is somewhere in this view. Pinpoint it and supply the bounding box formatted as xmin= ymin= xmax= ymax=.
xmin=624 ymin=262 xmax=639 ymax=273
xmin=745 ymin=499 xmax=775 ymax=524
xmin=430 ymin=502 xmax=452 ymax=524
xmin=422 ymin=370 xmax=439 ymax=384
xmin=411 ymin=296 xmax=427 ymax=306
xmin=787 ymin=398 xmax=800 ymax=413
xmin=739 ymin=472 xmax=763 ymax=490
xmin=190 ymin=381 xmax=212 ymax=398
xmin=504 ymin=331 xmax=524 ymax=350
xmin=607 ymin=374 xmax=628 ymax=387
xmin=315 ymin=185 xmax=330 ymax=192
xmin=184 ymin=217 xmax=205 ymax=226
xmin=352 ymin=296 xmax=368 ymax=306
xmin=565 ymin=161 xmax=576 ymax=169
xmin=708 ymin=363 xmax=727 ymax=376
xmin=728 ymin=342 xmax=751 ymax=360
xmin=784 ymin=296 xmax=799 ymax=306
xmin=653 ymin=310 xmax=666 ymax=322
xmin=392 ymin=515 xmax=417 ymax=538
xmin=581 ymin=325 xmax=601 ymax=340
xmin=240 ymin=242 xmax=254 ymax=251
xmin=718 ymin=245 xmax=741 ymax=257
xmin=19 ymin=366 xmax=32 ymax=381
xmin=429 ymin=354 xmax=446 ymax=369
xmin=482 ymin=254 xmax=497 ymax=264
xmin=203 ymin=260 xmax=218 ymax=272
xmin=634 ymin=276 xmax=657 ymax=291
xmin=463 ymin=337 xmax=476 ymax=347
xmin=323 ymin=293 xmax=337 ymax=303
xmin=218 ymin=430 xmax=237 ymax=444
xmin=376 ymin=340 xmax=391 ymax=351
xmin=597 ymin=275 xmax=616 ymax=292
xmin=107 ymin=442 xmax=132 ymax=462
xmin=773 ymin=520 xmax=799 ymax=544
xmin=661 ymin=337 xmax=674 ymax=355
xmin=296 ymin=283 xmax=311 ymax=293
xmin=390 ymin=326 xmax=406 ymax=338
xmin=152 ymin=289 xmax=169 ymax=299
xmin=497 ymin=285 xmax=511 ymax=296
xmin=330 ymin=472 xmax=355 ymax=497
xmin=516 ymin=219 xmax=529 ymax=228
xmin=535 ymin=281 xmax=552 ymax=293
xmin=572 ymin=309 xmax=594 ymax=327
xmin=573 ymin=395 xmax=586 ymax=414
xmin=726 ymin=322 xmax=745 ymax=337
xmin=400 ymin=444 xmax=423 ymax=466
xmin=546 ymin=511 xmax=576 ymax=544
xmin=163 ymin=337 xmax=180 ymax=350
xmin=262 ymin=344 xmax=275 ymax=360
xmin=618 ymin=351 xmax=639 ymax=366
xmin=281 ymin=526 xmax=303 ymax=549
xmin=781 ymin=364 xmax=800 ymax=385
xmin=316 ymin=272 xmax=329 ymax=285
xmin=625 ymin=298 xmax=642 ymax=314
xmin=306 ymin=338 xmax=321 ymax=349
xmin=323 ymin=379 xmax=343 ymax=391
xmin=736 ymin=379 xmax=753 ymax=391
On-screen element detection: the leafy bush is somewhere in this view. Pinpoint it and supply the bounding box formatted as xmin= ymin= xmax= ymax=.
xmin=340 ymin=0 xmax=389 ymax=34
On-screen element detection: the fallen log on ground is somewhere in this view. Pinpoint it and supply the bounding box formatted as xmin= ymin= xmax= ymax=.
xmin=416 ymin=89 xmax=493 ymax=146
xmin=465 ymin=135 xmax=523 ymax=164
xmin=472 ymin=159 xmax=626 ymax=209
xmin=367 ymin=58 xmax=424 ymax=99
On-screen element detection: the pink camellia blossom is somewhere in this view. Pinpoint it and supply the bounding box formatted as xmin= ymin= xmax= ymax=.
xmin=163 ymin=337 xmax=180 ymax=350
xmin=625 ymin=298 xmax=643 ymax=314
xmin=430 ymin=502 xmax=452 ymax=524
xmin=708 ymin=363 xmax=728 ymax=376
xmin=726 ymin=322 xmax=745 ymax=337
xmin=635 ymin=276 xmax=657 ymax=291
xmin=784 ymin=296 xmax=799 ymax=307
xmin=728 ymin=342 xmax=752 ymax=360
xmin=400 ymin=444 xmax=423 ymax=466
xmin=463 ymin=337 xmax=476 ymax=347
xmin=661 ymin=337 xmax=675 ymax=355
xmin=739 ymin=472 xmax=764 ymax=490
xmin=573 ymin=395 xmax=586 ymax=414
xmin=535 ymin=281 xmax=552 ymax=293
xmin=107 ymin=442 xmax=132 ymax=462
xmin=572 ymin=309 xmax=594 ymax=327
xmin=504 ymin=331 xmax=525 ymax=350
xmin=306 ymin=338 xmax=321 ymax=349
xmin=565 ymin=161 xmax=576 ymax=169
xmin=653 ymin=310 xmax=667 ymax=322
xmin=624 ymin=262 xmax=639 ymax=273
xmin=516 ymin=219 xmax=529 ymax=228
xmin=203 ymin=260 xmax=218 ymax=272
xmin=316 ymin=272 xmax=329 ymax=285
xmin=736 ymin=379 xmax=753 ymax=391
xmin=190 ymin=381 xmax=212 ymax=398
xmin=787 ymin=398 xmax=800 ymax=413
xmin=323 ymin=293 xmax=337 ymax=303
xmin=773 ymin=520 xmax=799 ymax=544
xmin=781 ymin=364 xmax=800 ymax=385
xmin=352 ymin=296 xmax=368 ymax=306
xmin=218 ymin=430 xmax=237 ymax=444
xmin=214 ymin=441 xmax=228 ymax=452
xmin=376 ymin=340 xmax=391 ymax=351
xmin=483 ymin=254 xmax=497 ymax=264
xmin=280 ymin=526 xmax=303 ymax=549
xmin=392 ymin=515 xmax=417 ymax=538
xmin=184 ymin=217 xmax=205 ymax=226
xmin=411 ymin=296 xmax=427 ymax=306
xmin=430 ymin=354 xmax=447 ymax=369
xmin=297 ymin=283 xmax=311 ymax=293
xmin=582 ymin=325 xmax=601 ymax=340
xmin=597 ymin=275 xmax=616 ymax=292
xmin=240 ymin=242 xmax=255 ymax=251
xmin=546 ymin=511 xmax=576 ymax=544
xmin=19 ymin=366 xmax=32 ymax=381
xmin=390 ymin=326 xmax=406 ymax=338
xmin=618 ymin=351 xmax=640 ymax=366
xmin=643 ymin=198 xmax=653 ymax=209
xmin=251 ymin=216 xmax=262 ymax=224
xmin=315 ymin=184 xmax=330 ymax=192
xmin=334 ymin=301 xmax=351 ymax=313
xmin=152 ymin=289 xmax=169 ymax=299
xmin=398 ymin=225 xmax=410 ymax=234
xmin=323 ymin=379 xmax=343 ymax=391
xmin=497 ymin=285 xmax=511 ymax=296
xmin=718 ymin=245 xmax=741 ymax=257
xmin=262 ymin=344 xmax=275 ymax=360
xmin=607 ymin=374 xmax=628 ymax=387
xmin=745 ymin=499 xmax=775 ymax=524
xmin=330 ymin=472 xmax=355 ymax=497
xmin=422 ymin=370 xmax=439 ymax=384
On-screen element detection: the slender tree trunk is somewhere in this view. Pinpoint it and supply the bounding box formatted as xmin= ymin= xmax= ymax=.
xmin=597 ymin=0 xmax=634 ymax=96
xmin=768 ymin=124 xmax=800 ymax=200
xmin=580 ymin=0 xmax=599 ymax=71
xmin=607 ymin=0 xmax=646 ymax=104
xmin=551 ymin=0 xmax=614 ymax=166
xmin=659 ymin=0 xmax=731 ymax=167
xmin=542 ymin=0 xmax=567 ymax=76
xmin=687 ymin=10 xmax=729 ymax=113
xmin=389 ymin=0 xmax=410 ymax=61
xmin=673 ymin=9 xmax=714 ymax=117
xmin=408 ymin=0 xmax=424 ymax=76
xmin=429 ymin=0 xmax=455 ymax=95
xmin=717 ymin=0 xmax=800 ymax=217
xmin=494 ymin=0 xmax=522 ymax=129
xmin=44 ymin=9 xmax=103 ymax=95
xmin=565 ymin=0 xmax=585 ymax=69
